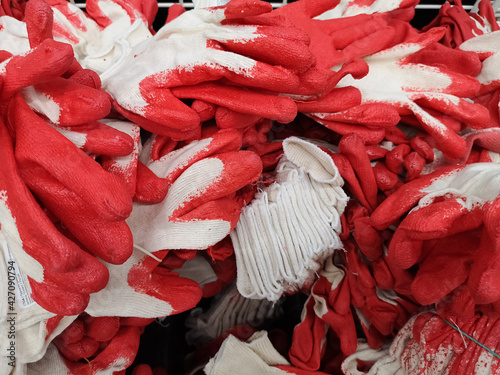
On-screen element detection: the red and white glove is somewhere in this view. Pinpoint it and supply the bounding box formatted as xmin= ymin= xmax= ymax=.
xmin=314 ymin=29 xmax=489 ymax=158
xmin=422 ymin=0 xmax=500 ymax=48
xmin=371 ymin=162 xmax=500 ymax=309
xmin=84 ymin=130 xmax=262 ymax=318
xmin=460 ymin=30 xmax=500 ymax=95
xmin=0 ymin=251 xmax=77 ymax=372
xmin=47 ymin=0 xmax=154 ymax=77
xmin=103 ymin=0 xmax=313 ymax=139
xmin=231 ymin=136 xmax=348 ymax=301
xmin=0 ymin=116 xmax=109 ymax=316
xmin=205 ymin=331 xmax=330 ymax=375
xmin=27 ymin=315 xmax=153 ymax=375
xmin=342 ymin=312 xmax=500 ymax=375
xmin=313 ymin=0 xmax=417 ymax=20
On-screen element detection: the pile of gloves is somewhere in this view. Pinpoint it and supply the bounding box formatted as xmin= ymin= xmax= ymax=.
xmin=0 ymin=0 xmax=499 ymax=373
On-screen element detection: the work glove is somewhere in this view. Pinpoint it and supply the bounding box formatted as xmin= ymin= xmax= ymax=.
xmin=314 ymin=29 xmax=489 ymax=159
xmin=460 ymin=30 xmax=500 ymax=95
xmin=27 ymin=315 xmax=153 ymax=375
xmin=204 ymin=331 xmax=330 ymax=375
xmin=103 ymin=0 xmax=314 ymax=139
xmin=342 ymin=312 xmax=500 ymax=375
xmin=422 ymin=0 xmax=499 ymax=48
xmin=0 ymin=239 xmax=77 ymax=371
xmin=84 ymin=130 xmax=262 ymax=318
xmin=47 ymin=0 xmax=154 ymax=78
xmin=371 ymin=162 xmax=500 ymax=309
xmin=0 ymin=116 xmax=109 ymax=316
xmin=231 ymin=136 xmax=348 ymax=301
xmin=11 ymin=94 xmax=134 ymax=267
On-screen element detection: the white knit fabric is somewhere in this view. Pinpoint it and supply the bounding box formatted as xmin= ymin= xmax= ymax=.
xmin=0 ymin=16 xmax=30 ymax=56
xmin=50 ymin=0 xmax=152 ymax=79
xmin=204 ymin=331 xmax=290 ymax=375
xmin=231 ymin=136 xmax=348 ymax=301
xmin=315 ymin=0 xmax=414 ymax=20
xmin=186 ymin=284 xmax=281 ymax=346
xmin=460 ymin=30 xmax=500 ymax=88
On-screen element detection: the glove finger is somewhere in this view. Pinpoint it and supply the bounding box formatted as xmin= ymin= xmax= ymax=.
xmin=23 ymin=169 xmax=133 ymax=264
xmin=54 ymin=120 xmax=135 ymax=156
xmin=112 ymin=91 xmax=201 ymax=140
xmin=312 ymin=117 xmax=386 ymax=145
xmin=370 ymin=165 xmax=464 ymax=230
xmin=167 ymin=151 xmax=262 ymax=219
xmin=66 ymin=326 xmax=142 ymax=374
xmin=2 ymin=39 xmax=74 ymax=96
xmin=84 ymin=316 xmax=121 ymax=342
xmin=218 ymin=28 xmax=314 ymax=74
xmin=24 ymin=78 xmax=111 ymax=126
xmin=55 ymin=335 xmax=99 ymax=361
xmin=311 ymin=102 xmax=400 ymax=128
xmin=12 ymin=95 xmax=133 ymax=221
xmin=215 ymin=107 xmax=262 ymax=129
xmin=412 ymin=94 xmax=489 ymax=130
xmin=134 ymin=161 xmax=169 ymax=203
xmin=29 ymin=279 xmax=91 ymax=316
xmin=408 ymin=102 xmax=467 ymax=159
xmin=172 ymin=83 xmax=297 ymax=123
xmin=398 ymin=199 xmax=484 ymax=240
xmin=339 ymin=133 xmax=378 ymax=211
xmin=411 ymin=230 xmax=479 ymax=305
xmin=25 ymin=0 xmax=53 ymax=48
xmin=296 ymin=86 xmax=361 ymax=113
xmin=388 ymin=228 xmax=423 ymax=269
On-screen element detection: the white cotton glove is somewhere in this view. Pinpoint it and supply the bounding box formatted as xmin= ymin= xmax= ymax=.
xmin=204 ymin=331 xmax=290 ymax=375
xmin=231 ymin=137 xmax=348 ymax=301
xmin=186 ymin=283 xmax=281 ymax=346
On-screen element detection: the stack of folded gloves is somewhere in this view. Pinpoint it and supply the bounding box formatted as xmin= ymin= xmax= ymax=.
xmin=0 ymin=0 xmax=500 ymax=373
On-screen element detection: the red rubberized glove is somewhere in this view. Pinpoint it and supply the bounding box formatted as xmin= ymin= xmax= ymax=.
xmin=461 ymin=30 xmax=500 ymax=95
xmin=342 ymin=312 xmax=500 ymax=375
xmin=0 ymin=117 xmax=108 ymax=316
xmin=289 ymin=295 xmax=328 ymax=371
xmin=422 ymin=0 xmax=499 ymax=48
xmin=372 ymin=162 xmax=500 ymax=309
xmin=0 ymin=0 xmax=25 ymax=19
xmin=332 ymin=29 xmax=489 ymax=159
xmin=83 ymin=130 xmax=262 ymax=319
xmin=104 ymin=0 xmax=315 ymax=139
xmin=11 ymin=95 xmax=134 ymax=266
xmin=30 ymin=316 xmax=153 ymax=375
